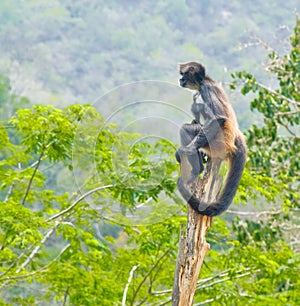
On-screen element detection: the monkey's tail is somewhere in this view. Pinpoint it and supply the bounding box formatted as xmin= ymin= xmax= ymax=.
xmin=177 ymin=136 xmax=247 ymax=217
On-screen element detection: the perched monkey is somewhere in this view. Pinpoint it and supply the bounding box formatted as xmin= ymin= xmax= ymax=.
xmin=176 ymin=62 xmax=247 ymax=216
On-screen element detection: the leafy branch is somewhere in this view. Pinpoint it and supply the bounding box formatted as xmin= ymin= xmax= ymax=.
xmin=21 ymin=146 xmax=45 ymax=206
xmin=130 ymin=248 xmax=172 ymax=306
xmin=47 ymin=184 xmax=113 ymax=221
xmin=1 ymin=184 xmax=114 ymax=289
xmin=0 ymin=243 xmax=70 ymax=283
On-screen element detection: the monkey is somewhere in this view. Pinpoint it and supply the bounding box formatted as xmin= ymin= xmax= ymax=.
xmin=176 ymin=62 xmax=247 ymax=217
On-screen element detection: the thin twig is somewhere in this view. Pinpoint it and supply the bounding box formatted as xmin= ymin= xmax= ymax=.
xmin=275 ymin=110 xmax=300 ymax=116
xmin=197 ymin=270 xmax=259 ymax=290
xmin=0 ymin=244 xmax=70 ymax=282
xmin=256 ymin=82 xmax=300 ymax=106
xmin=280 ymin=122 xmax=298 ymax=138
xmin=130 ymin=249 xmax=172 ymax=306
xmin=227 ymin=209 xmax=282 ymax=217
xmin=156 ymin=268 xmax=259 ymax=305
xmin=62 ymin=287 xmax=69 ymax=306
xmin=250 ymin=34 xmax=281 ymax=55
xmin=3 ymin=148 xmax=50 ymax=203
xmin=151 ymin=268 xmax=253 ymax=296
xmin=47 ymin=185 xmax=113 ymax=221
xmin=122 ymin=265 xmax=139 ymax=306
xmin=0 ymin=245 xmax=34 ymax=279
xmin=150 ymin=289 xmax=172 ymax=296
xmin=0 ymin=224 xmax=59 ymax=289
xmin=17 ymin=226 xmax=57 ymax=273
xmin=156 ymin=298 xmax=172 ymax=306
xmin=194 ymin=299 xmax=214 ymax=305
xmin=21 ymin=147 xmax=45 ymax=205
xmin=4 ymin=183 xmax=15 ymax=203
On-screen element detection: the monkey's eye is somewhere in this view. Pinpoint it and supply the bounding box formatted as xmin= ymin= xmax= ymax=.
xmin=180 ymin=72 xmax=183 ymax=75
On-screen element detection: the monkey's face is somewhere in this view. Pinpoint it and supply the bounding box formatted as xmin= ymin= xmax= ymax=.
xmin=179 ymin=71 xmax=199 ymax=90
xmin=179 ymin=62 xmax=206 ymax=90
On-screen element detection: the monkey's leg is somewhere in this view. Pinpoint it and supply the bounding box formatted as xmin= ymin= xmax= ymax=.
xmin=184 ymin=117 xmax=226 ymax=153
xmin=175 ymin=123 xmax=202 ymax=162
xmin=176 ymin=117 xmax=226 ymax=179
xmin=177 ymin=123 xmax=204 ymax=177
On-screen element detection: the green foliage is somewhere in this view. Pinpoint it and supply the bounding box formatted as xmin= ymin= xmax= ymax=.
xmin=231 ymin=18 xmax=300 ymax=211
xmin=1 ymin=94 xmax=299 ymax=304
xmin=0 ymin=101 xmax=182 ymax=305
xmin=11 ymin=105 xmax=87 ymax=161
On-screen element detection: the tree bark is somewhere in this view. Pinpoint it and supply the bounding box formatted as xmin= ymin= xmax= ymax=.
xmin=172 ymin=153 xmax=223 ymax=305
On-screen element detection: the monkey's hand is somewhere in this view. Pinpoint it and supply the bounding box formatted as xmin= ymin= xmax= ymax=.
xmin=175 ymin=145 xmax=199 ymax=164
xmin=187 ymin=116 xmax=227 ymax=151
xmin=191 ymin=119 xmax=203 ymax=125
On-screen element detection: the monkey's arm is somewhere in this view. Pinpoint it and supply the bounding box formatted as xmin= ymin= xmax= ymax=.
xmin=178 ymin=117 xmax=226 ymax=155
xmin=175 ymin=122 xmax=205 ymax=180
xmin=176 ymin=117 xmax=226 ymax=182
xmin=191 ymin=102 xmax=203 ymax=124
xmin=191 ymin=93 xmax=215 ymax=124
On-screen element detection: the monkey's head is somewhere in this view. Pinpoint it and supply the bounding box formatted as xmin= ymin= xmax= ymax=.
xmin=179 ymin=62 xmax=206 ymax=90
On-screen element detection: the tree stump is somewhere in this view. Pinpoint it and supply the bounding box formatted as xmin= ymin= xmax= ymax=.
xmin=172 ymin=153 xmax=223 ymax=305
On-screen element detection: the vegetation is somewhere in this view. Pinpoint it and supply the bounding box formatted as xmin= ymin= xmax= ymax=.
xmin=0 ymin=1 xmax=299 ymax=305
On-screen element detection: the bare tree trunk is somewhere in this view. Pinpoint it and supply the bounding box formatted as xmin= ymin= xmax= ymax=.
xmin=172 ymin=153 xmax=223 ymax=305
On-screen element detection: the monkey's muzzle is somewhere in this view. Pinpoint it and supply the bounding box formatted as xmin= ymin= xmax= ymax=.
xmin=179 ymin=78 xmax=186 ymax=87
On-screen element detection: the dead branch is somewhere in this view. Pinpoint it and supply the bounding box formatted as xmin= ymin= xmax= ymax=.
xmin=172 ymin=153 xmax=223 ymax=305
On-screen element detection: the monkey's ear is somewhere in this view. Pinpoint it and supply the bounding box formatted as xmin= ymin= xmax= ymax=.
xmin=199 ymin=65 xmax=206 ymax=77
xmin=195 ymin=65 xmax=205 ymax=82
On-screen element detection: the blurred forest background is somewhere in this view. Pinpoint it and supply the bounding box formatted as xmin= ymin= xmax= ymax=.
xmin=0 ymin=0 xmax=300 ymax=305
xmin=0 ymin=0 xmax=298 ymax=125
